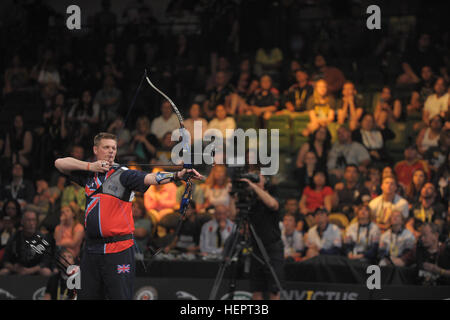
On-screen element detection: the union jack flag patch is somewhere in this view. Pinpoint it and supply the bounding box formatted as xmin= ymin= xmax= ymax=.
xmin=117 ymin=264 xmax=131 ymax=274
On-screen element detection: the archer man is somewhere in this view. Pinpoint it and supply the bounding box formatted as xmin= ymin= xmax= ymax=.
xmin=55 ymin=132 xmax=202 ymax=300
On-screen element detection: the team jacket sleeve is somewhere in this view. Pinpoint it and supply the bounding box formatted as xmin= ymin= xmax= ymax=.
xmin=119 ymin=169 xmax=150 ymax=193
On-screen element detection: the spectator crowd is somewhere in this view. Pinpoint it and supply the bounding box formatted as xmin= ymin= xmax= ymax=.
xmin=0 ymin=0 xmax=449 ymax=288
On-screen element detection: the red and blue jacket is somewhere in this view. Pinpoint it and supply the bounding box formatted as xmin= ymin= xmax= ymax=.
xmin=69 ymin=165 xmax=149 ymax=254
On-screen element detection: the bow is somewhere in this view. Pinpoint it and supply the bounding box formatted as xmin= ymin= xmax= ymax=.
xmin=143 ymin=71 xmax=195 ymax=259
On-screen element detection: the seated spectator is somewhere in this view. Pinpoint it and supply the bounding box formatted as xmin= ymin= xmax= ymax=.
xmin=130 ymin=116 xmax=160 ymax=164
xmin=43 ymin=104 xmax=68 ymax=161
xmin=397 ymin=33 xmax=444 ymax=86
xmin=327 ymin=126 xmax=371 ymax=181
xmin=422 ymin=77 xmax=449 ymax=126
xmin=54 ymin=206 xmax=84 ymax=259
xmin=364 ymin=165 xmax=382 ymax=199
xmin=132 ymin=197 xmax=152 ymax=255
xmin=184 ymin=103 xmax=208 ymax=145
xmin=374 ymin=86 xmax=402 ymax=123
xmin=303 ymin=79 xmax=336 ymax=136
xmin=31 ymin=49 xmax=61 ymax=88
xmin=406 ymin=65 xmax=436 ymax=116
xmin=61 ymin=180 xmax=85 ymax=225
xmin=202 ymin=165 xmax=232 ymax=209
xmin=150 ymin=101 xmax=180 ymax=142
xmin=402 ymin=223 xmax=450 ymax=285
xmin=299 ymin=171 xmax=334 ymax=216
xmin=304 ymin=208 xmax=342 ymax=260
xmin=282 ymin=198 xmax=309 ymax=233
xmin=407 ymin=183 xmax=447 ymax=239
xmin=164 ymin=201 xmax=202 ymax=254
xmin=378 ymin=210 xmax=416 ymax=267
xmin=205 ymin=56 xmax=233 ymax=93
xmin=311 ymin=54 xmax=345 ymax=96
xmin=405 ymin=168 xmax=427 ymax=205
xmin=0 ymin=210 xmax=52 ymax=276
xmin=3 ymin=54 xmax=29 ymax=95
xmin=416 ymin=115 xmax=444 ymax=155
xmin=1 ymin=199 xmax=22 ymax=229
xmin=67 ymin=90 xmax=101 ymax=144
xmin=369 ymin=176 xmax=409 ymax=232
xmin=207 ymin=104 xmax=236 ymax=142
xmin=394 ymin=144 xmax=430 ymax=189
xmin=106 ymin=115 xmax=131 ymax=159
xmin=333 ymin=165 xmax=371 ymax=221
xmin=94 ymin=75 xmax=122 ymax=123
xmin=199 ymin=205 xmax=234 ymax=256
xmin=228 ymin=58 xmax=259 ymax=115
xmin=0 ymin=163 xmax=35 ymax=209
xmin=0 ymin=200 xmax=21 ymax=258
xmin=424 ymin=129 xmax=450 ymax=173
xmin=282 ymin=69 xmax=313 ymax=113
xmin=294 ymin=151 xmax=318 ymax=194
xmin=43 ymin=248 xmax=77 ymax=300
xmin=343 ymin=205 xmax=381 ymax=264
xmin=203 ymin=71 xmax=234 ymax=120
xmin=3 ymin=114 xmax=33 ymax=169
xmin=352 ymin=113 xmax=395 ymax=166
xmin=246 ymin=74 xmax=280 ymax=121
xmin=336 ymin=81 xmax=364 ymax=130
xmin=435 ymin=152 xmax=450 ymax=204
xmin=153 ymin=132 xmax=176 ymax=165
xmin=295 ymin=126 xmax=331 ymax=172
xmin=281 ymin=212 xmax=304 ymax=261
xmin=144 ymin=168 xmax=177 ymax=222
xmin=28 ymin=177 xmax=52 ymax=226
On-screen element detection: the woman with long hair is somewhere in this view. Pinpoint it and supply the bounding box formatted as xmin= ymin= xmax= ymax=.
xmin=129 ymin=115 xmax=160 ymax=163
xmin=303 ymin=79 xmax=336 ymax=136
xmin=54 ymin=205 xmax=84 ymax=259
xmin=203 ymin=165 xmax=231 ymax=209
xmin=405 ymin=168 xmax=428 ymax=205
xmin=352 ymin=113 xmax=395 ymax=166
xmin=296 ymin=126 xmax=331 ymax=171
xmin=3 ymin=114 xmax=33 ymax=168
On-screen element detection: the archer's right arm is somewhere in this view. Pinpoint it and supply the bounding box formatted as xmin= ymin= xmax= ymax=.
xmin=54 ymin=157 xmax=110 ymax=175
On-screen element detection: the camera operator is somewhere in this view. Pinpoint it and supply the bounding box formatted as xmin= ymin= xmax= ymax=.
xmin=230 ymin=170 xmax=284 ymax=300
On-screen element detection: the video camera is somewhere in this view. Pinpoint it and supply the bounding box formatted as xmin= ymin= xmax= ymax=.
xmin=229 ymin=166 xmax=259 ymax=214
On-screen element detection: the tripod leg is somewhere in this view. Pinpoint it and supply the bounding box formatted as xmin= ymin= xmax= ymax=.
xmin=248 ymin=223 xmax=286 ymax=300
xmin=208 ymin=225 xmax=242 ymax=300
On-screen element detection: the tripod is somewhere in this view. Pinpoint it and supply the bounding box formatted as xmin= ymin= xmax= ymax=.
xmin=208 ymin=210 xmax=286 ymax=300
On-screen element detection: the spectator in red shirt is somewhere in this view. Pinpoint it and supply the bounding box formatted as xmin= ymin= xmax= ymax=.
xmin=299 ymin=171 xmax=334 ymax=216
xmin=394 ymin=145 xmax=430 ymax=189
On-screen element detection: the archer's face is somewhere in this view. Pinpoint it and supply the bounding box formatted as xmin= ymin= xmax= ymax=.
xmin=93 ymin=138 xmax=117 ymax=162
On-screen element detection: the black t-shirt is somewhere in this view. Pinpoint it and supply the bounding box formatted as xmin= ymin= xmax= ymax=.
xmin=415 ymin=241 xmax=450 ymax=286
xmin=410 ymin=201 xmax=446 ymax=231
xmin=248 ymin=88 xmax=280 ymax=110
xmin=337 ymin=184 xmax=371 ymax=213
xmin=248 ymin=196 xmax=282 ymax=246
xmin=284 ymin=84 xmax=314 ymax=112
xmin=45 ymin=273 xmax=76 ymax=300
